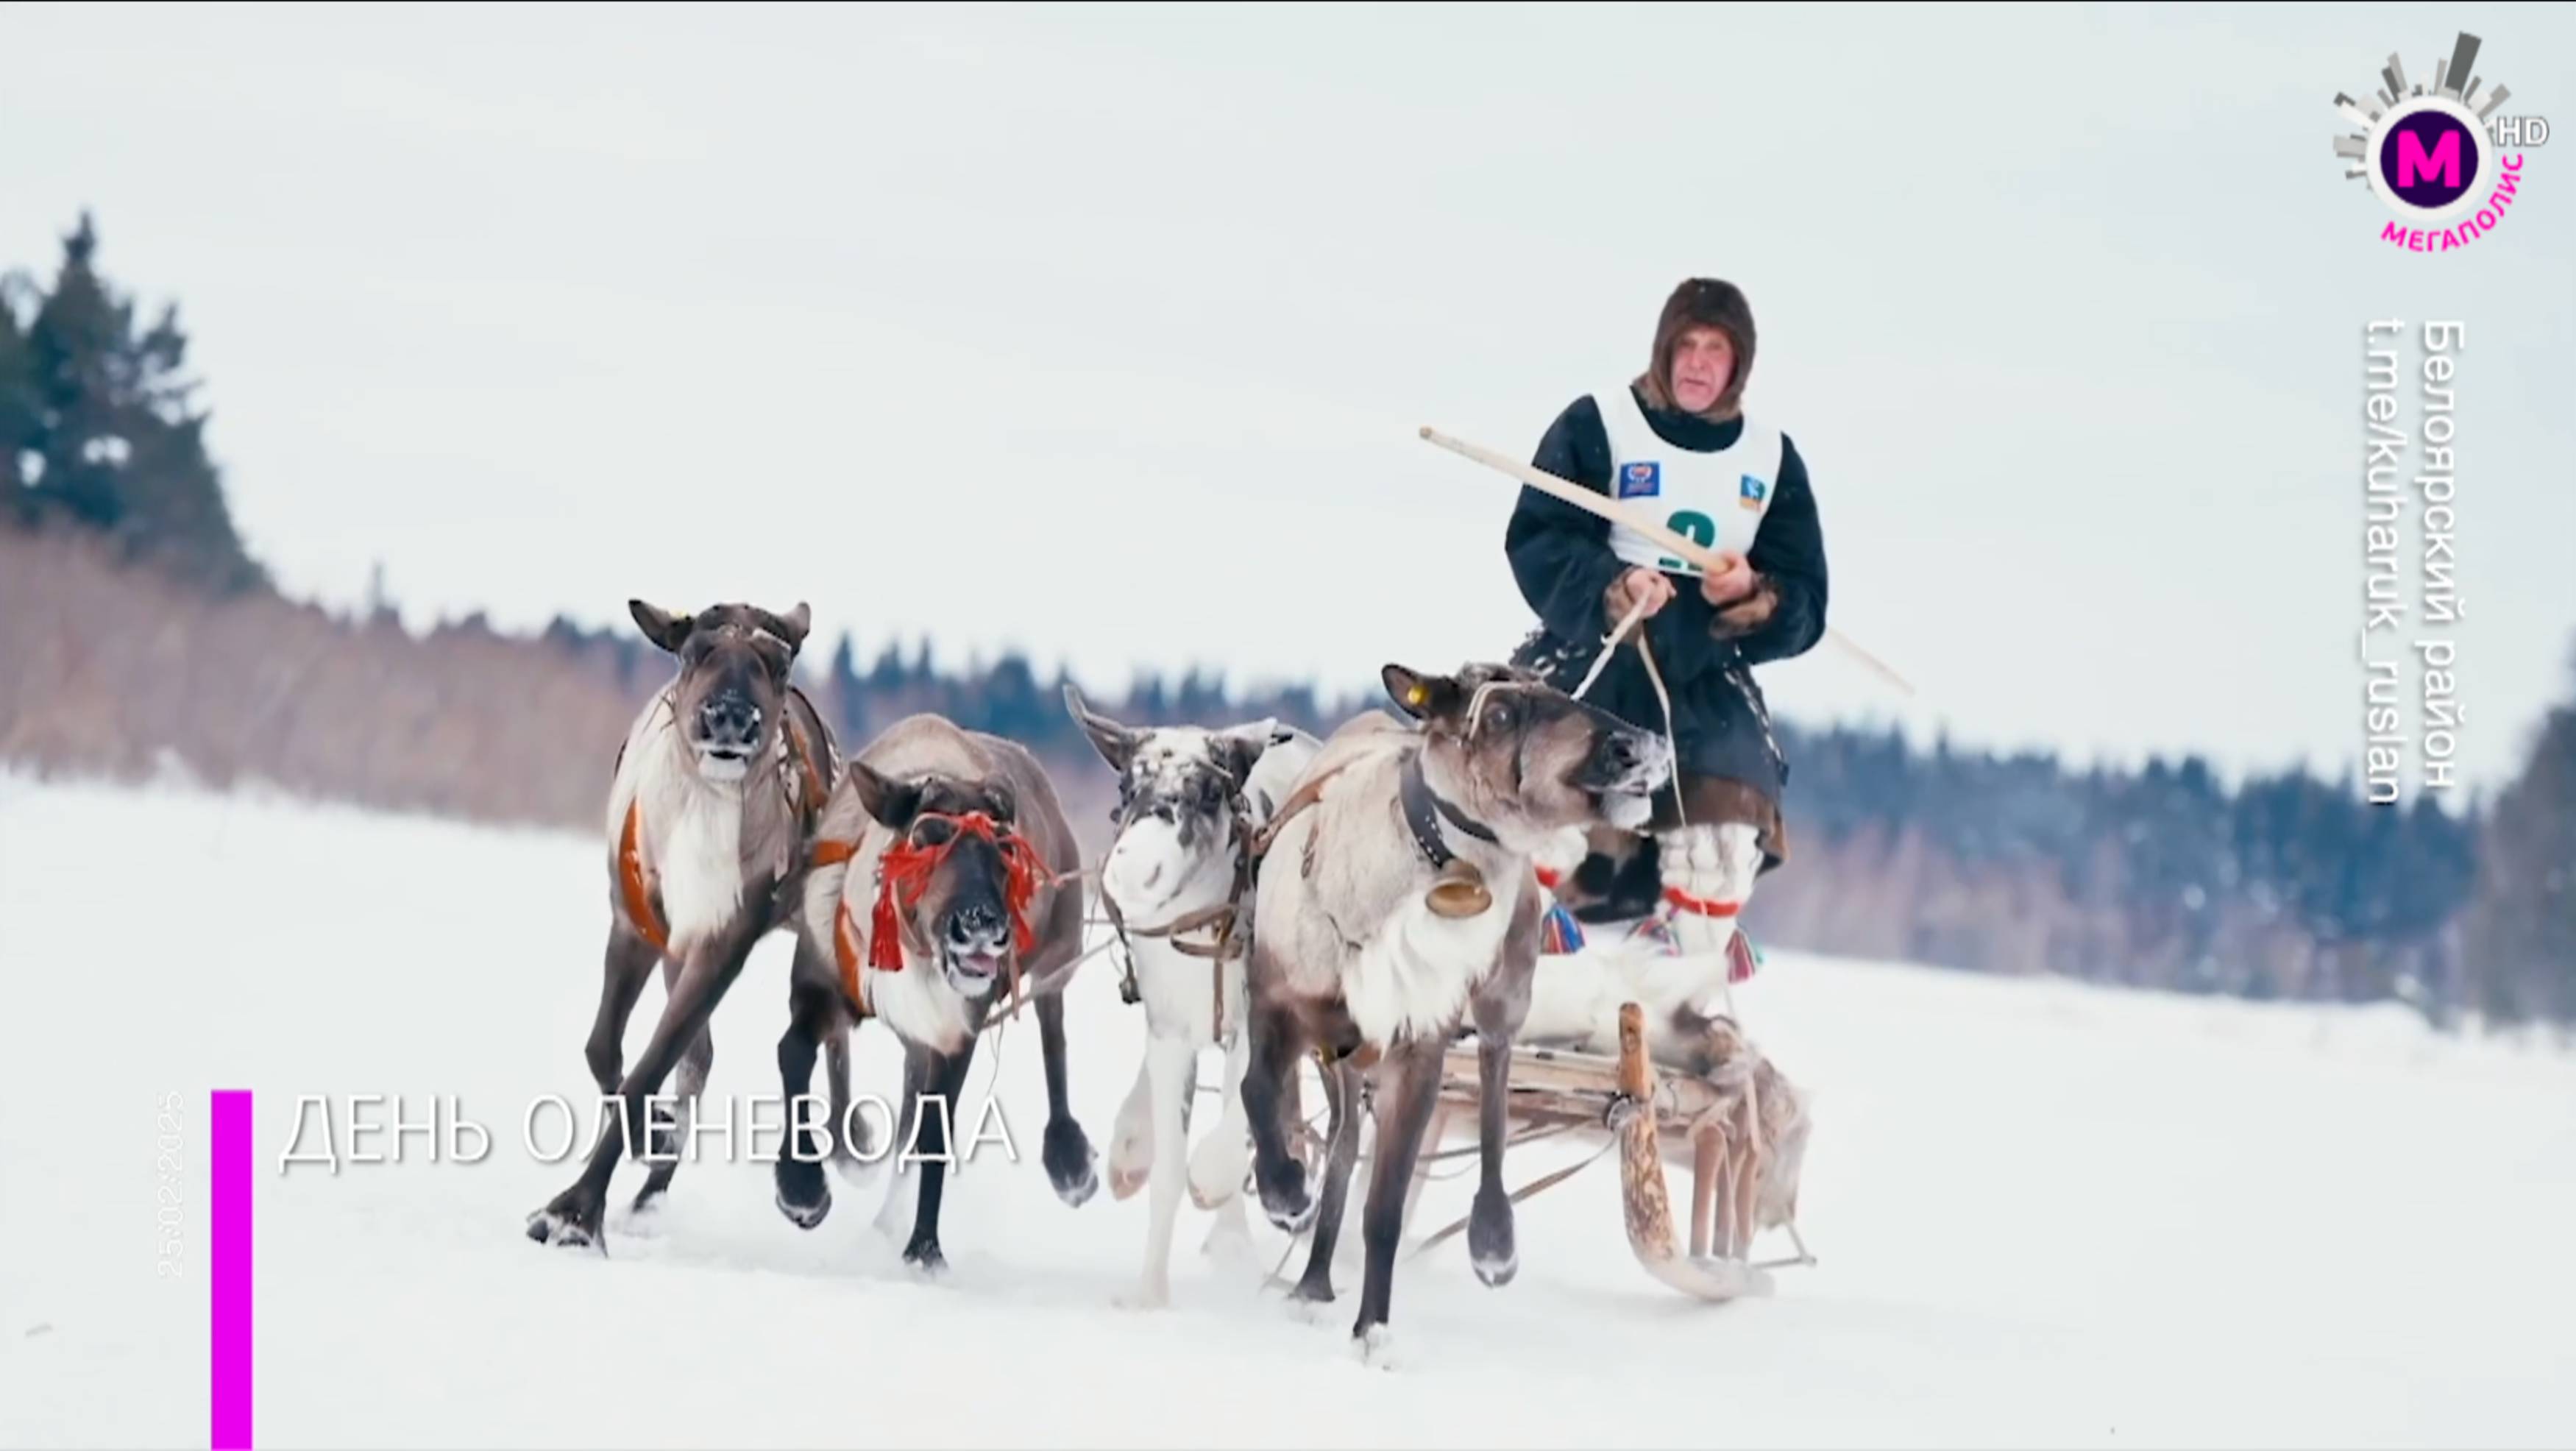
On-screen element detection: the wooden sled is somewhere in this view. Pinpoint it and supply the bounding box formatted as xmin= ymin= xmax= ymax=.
xmin=1423 ymin=1001 xmax=1814 ymax=1302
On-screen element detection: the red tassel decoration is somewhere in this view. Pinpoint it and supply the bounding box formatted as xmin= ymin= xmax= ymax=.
xmin=865 ymin=812 xmax=1047 ymax=976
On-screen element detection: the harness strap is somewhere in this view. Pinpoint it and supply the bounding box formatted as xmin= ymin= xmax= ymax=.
xmin=617 ymin=798 xmax=670 ymax=951
xmin=782 ymin=705 xmax=829 ymax=820
xmin=1247 ymin=757 xmax=1355 ymax=861
xmin=1399 ymin=751 xmax=1498 ymax=871
xmin=1104 ymin=805 xmax=1256 ymax=1042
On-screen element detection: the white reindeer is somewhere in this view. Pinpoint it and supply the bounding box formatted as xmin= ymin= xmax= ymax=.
xmin=1063 ymin=684 xmax=1320 ymax=1309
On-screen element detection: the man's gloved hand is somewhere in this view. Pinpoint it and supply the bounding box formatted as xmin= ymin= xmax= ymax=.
xmin=1604 ymin=565 xmax=1675 ymax=627
xmin=1708 ymin=572 xmax=1780 ymax=638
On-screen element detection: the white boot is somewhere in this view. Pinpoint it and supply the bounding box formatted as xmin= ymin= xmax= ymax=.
xmin=1653 ymin=821 xmax=1767 ymax=981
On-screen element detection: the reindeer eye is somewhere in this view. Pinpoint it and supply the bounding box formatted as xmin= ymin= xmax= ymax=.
xmin=1485 ymin=703 xmax=1514 ymax=731
xmin=912 ymin=817 xmax=956 ymax=848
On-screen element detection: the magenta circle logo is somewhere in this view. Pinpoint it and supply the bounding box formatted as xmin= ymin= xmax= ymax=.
xmin=2327 ymin=28 xmax=2536 ymax=244
xmin=2380 ymin=110 xmax=2480 ymax=208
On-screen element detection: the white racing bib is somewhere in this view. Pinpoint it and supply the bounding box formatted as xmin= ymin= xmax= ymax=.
xmin=1592 ymin=386 xmax=1784 ymax=578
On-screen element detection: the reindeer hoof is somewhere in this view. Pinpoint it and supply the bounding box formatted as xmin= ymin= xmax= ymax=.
xmin=1289 ymin=1271 xmax=1335 ymax=1306
xmin=902 ymin=1237 xmax=948 ymax=1277
xmin=1468 ymin=1186 xmax=1518 ymax=1288
xmin=1257 ymin=1164 xmax=1315 ymax=1235
xmin=1352 ymin=1323 xmax=1406 ymax=1371
xmin=1115 ymin=1280 xmax=1171 ymax=1311
xmin=1043 ymin=1118 xmax=1099 ymax=1207
xmin=1110 ymin=1160 xmax=1148 ymax=1202
xmin=524 ymin=1193 xmax=606 ymax=1255
xmin=775 ymin=1157 xmax=831 ymax=1230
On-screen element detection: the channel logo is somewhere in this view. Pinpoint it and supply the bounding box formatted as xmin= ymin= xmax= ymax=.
xmin=2330 ymin=32 xmax=2544 ymax=252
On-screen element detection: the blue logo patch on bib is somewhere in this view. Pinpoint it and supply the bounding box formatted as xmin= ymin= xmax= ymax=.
xmin=1617 ymin=461 xmax=1661 ymax=499
xmin=1739 ymin=474 xmax=1767 ymax=510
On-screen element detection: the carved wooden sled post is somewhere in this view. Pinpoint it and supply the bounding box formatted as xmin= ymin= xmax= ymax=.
xmin=1413 ymin=1001 xmax=1814 ymax=1300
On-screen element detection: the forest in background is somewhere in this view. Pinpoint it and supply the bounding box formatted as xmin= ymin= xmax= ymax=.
xmin=7 ymin=215 xmax=2570 ymax=1030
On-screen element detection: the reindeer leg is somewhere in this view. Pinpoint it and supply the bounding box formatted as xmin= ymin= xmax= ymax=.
xmin=1015 ymin=887 xmax=1097 ymax=1208
xmin=900 ymin=1039 xmax=981 ymax=1275
xmin=1291 ymin=1060 xmax=1363 ymax=1304
xmin=1196 ymin=1014 xmax=1257 ymax=1267
xmin=529 ymin=898 xmax=770 ymax=1251
xmin=584 ymin=926 xmax=659 ymax=1097
xmin=871 ymin=1045 xmax=929 ymax=1248
xmin=771 ymin=971 xmax=840 ymax=1230
xmin=1032 ymin=988 xmax=1098 ymax=1207
xmin=1241 ymin=990 xmax=1314 ymax=1235
xmin=631 ymin=954 xmax=715 ymax=1210
xmin=1352 ymin=1039 xmax=1444 ymax=1356
xmin=1107 ymin=1055 xmax=1155 ymax=1202
xmin=823 ymin=1012 xmax=873 ymax=1182
xmin=1123 ymin=1027 xmax=1196 ymax=1309
xmin=1188 ymin=965 xmax=1252 ymax=1213
xmin=1466 ymin=1030 xmax=1521 ymax=1288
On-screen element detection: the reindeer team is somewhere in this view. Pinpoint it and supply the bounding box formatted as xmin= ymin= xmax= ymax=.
xmin=525 ymin=595 xmax=1795 ymax=1358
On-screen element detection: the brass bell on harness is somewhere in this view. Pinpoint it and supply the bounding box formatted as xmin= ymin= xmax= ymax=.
xmin=1424 ymin=858 xmax=1494 ymax=918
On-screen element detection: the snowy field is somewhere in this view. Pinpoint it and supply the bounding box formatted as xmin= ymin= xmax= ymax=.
xmin=4 ymin=767 xmax=2574 ymax=1450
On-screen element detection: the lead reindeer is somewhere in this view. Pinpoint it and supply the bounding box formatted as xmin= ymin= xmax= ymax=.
xmin=1060 ymin=684 xmax=1321 ymax=1309
xmin=1241 ymin=661 xmax=1672 ymax=1358
xmin=529 ymin=598 xmax=838 ymax=1247
xmin=777 ymin=712 xmax=1098 ymax=1271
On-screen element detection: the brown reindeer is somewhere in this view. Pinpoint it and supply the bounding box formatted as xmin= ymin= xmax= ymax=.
xmin=776 ymin=713 xmax=1098 ymax=1271
xmin=1240 ymin=661 xmax=1671 ymax=1356
xmin=526 ymin=598 xmax=837 ymax=1248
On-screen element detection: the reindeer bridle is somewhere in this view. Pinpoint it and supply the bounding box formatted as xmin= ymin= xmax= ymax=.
xmin=1099 ymin=767 xmax=1260 ymax=1040
xmin=806 ymin=805 xmax=1046 ymax=1021
xmin=868 ymin=810 xmax=1046 ymax=973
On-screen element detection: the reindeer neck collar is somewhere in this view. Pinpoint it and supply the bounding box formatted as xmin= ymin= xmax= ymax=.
xmin=1400 ymin=749 xmax=1499 ymax=872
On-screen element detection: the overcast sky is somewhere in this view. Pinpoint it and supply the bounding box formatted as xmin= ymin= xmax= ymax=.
xmin=7 ymin=1 xmax=2572 ymax=797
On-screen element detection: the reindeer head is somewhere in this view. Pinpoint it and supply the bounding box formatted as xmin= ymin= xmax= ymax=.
xmin=1064 ymin=682 xmax=1279 ymax=929
xmin=630 ymin=599 xmax=812 ymax=786
xmin=845 ymin=761 xmax=1043 ymax=1001
xmin=1380 ymin=661 xmax=1672 ymax=853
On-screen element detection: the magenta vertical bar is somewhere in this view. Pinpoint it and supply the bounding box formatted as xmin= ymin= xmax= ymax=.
xmin=210 ymin=1090 xmax=252 ymax=1450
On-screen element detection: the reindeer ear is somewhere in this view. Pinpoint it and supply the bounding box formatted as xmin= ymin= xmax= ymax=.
xmin=629 ymin=600 xmax=693 ymax=654
xmin=771 ymin=603 xmax=812 ymax=652
xmin=1212 ymin=717 xmax=1279 ymax=784
xmin=1382 ymin=664 xmax=1463 ymax=723
xmin=845 ymin=759 xmax=922 ymax=830
xmin=1062 ymin=681 xmax=1140 ymax=774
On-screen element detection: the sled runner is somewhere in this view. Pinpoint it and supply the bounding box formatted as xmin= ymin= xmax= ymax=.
xmin=1413 ymin=924 xmax=1817 ymax=1302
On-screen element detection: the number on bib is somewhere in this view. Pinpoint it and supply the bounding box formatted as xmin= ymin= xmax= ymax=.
xmin=1658 ymin=509 xmax=1717 ymax=573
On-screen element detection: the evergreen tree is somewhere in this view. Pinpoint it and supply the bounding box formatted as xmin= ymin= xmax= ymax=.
xmin=1 ymin=267 xmax=38 ymax=511
xmin=10 ymin=212 xmax=264 ymax=593
xmin=2461 ymin=638 xmax=2576 ymax=1026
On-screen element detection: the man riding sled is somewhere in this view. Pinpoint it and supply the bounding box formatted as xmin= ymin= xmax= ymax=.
xmin=1502 ymin=277 xmax=1829 ymax=976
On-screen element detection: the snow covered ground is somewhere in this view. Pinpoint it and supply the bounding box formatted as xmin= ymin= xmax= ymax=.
xmin=4 ymin=768 xmax=2573 ymax=1448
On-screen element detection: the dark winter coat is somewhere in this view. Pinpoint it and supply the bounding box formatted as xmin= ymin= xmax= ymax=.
xmin=1502 ymin=383 xmax=1828 ymax=864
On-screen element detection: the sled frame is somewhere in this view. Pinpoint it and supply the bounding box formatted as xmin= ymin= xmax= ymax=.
xmin=1421 ymin=1002 xmax=1812 ymax=1299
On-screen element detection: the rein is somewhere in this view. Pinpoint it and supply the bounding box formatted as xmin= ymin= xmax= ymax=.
xmin=1573 ymin=593 xmax=1752 ymax=1011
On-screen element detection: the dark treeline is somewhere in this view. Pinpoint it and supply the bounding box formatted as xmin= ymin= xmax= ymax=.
xmin=1 ymin=213 xmax=263 ymax=595
xmin=7 ymin=213 xmax=2571 ymax=1031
